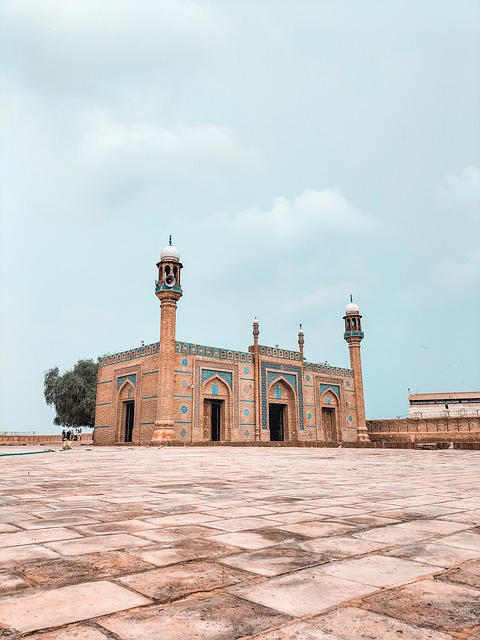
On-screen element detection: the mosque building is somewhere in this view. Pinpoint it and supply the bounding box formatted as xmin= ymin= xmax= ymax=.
xmin=94 ymin=241 xmax=369 ymax=445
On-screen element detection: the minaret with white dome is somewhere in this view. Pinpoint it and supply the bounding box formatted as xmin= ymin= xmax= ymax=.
xmin=151 ymin=237 xmax=183 ymax=444
xmin=343 ymin=296 xmax=369 ymax=441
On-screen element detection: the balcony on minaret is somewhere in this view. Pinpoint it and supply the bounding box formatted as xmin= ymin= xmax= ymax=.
xmin=343 ymin=299 xmax=364 ymax=341
xmin=155 ymin=279 xmax=182 ymax=294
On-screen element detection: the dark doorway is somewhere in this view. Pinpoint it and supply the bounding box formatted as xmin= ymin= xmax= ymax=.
xmin=210 ymin=400 xmax=222 ymax=441
xmin=124 ymin=401 xmax=134 ymax=442
xmin=322 ymin=408 xmax=337 ymax=443
xmin=269 ymin=403 xmax=285 ymax=441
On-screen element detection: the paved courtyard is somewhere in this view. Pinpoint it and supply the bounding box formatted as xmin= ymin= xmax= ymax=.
xmin=0 ymin=445 xmax=479 ymax=639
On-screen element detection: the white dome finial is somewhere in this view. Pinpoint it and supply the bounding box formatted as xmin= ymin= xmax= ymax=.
xmin=345 ymin=295 xmax=359 ymax=314
xmin=160 ymin=236 xmax=180 ymax=261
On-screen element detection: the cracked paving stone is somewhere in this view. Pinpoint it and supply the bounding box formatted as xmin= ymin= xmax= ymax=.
xmin=97 ymin=593 xmax=290 ymax=640
xmin=118 ymin=560 xmax=251 ymax=602
xmin=130 ymin=537 xmax=241 ymax=567
xmin=362 ymin=578 xmax=480 ymax=632
xmin=386 ymin=541 xmax=480 ymax=568
xmin=25 ymin=625 xmax=111 ymax=640
xmin=19 ymin=552 xmax=157 ymax=588
xmin=218 ymin=546 xmax=328 ymax=577
xmin=252 ymin=606 xmax=454 ymax=639
xmin=438 ymin=558 xmax=480 ymax=589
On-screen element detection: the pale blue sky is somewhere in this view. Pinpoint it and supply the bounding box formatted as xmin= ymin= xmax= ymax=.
xmin=1 ymin=0 xmax=479 ymax=433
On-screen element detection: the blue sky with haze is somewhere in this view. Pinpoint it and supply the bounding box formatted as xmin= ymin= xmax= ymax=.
xmin=1 ymin=0 xmax=479 ymax=433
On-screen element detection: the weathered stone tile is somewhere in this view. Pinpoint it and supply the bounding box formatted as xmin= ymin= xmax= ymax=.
xmin=119 ymin=560 xmax=250 ymax=601
xmin=45 ymin=533 xmax=153 ymax=556
xmin=20 ymin=552 xmax=156 ymax=587
xmin=393 ymin=519 xmax=474 ymax=535
xmin=229 ymin=567 xmax=376 ymax=617
xmin=314 ymin=506 xmax=366 ymax=517
xmin=0 ymin=544 xmax=60 ymax=565
xmin=130 ymin=537 xmax=240 ymax=567
xmin=441 ymin=511 xmax=480 ymax=525
xmin=441 ymin=532 xmax=480 ymax=552
xmin=338 ymin=514 xmax=401 ymax=527
xmin=207 ymin=531 xmax=280 ymax=550
xmin=354 ymin=524 xmax=437 ymax=545
xmin=274 ymin=521 xmax=356 ymax=538
xmin=74 ymin=519 xmax=157 ymax=536
xmin=219 ymin=546 xmax=327 ymax=577
xmin=98 ymin=593 xmax=289 ymax=639
xmin=262 ymin=511 xmax=328 ymax=524
xmin=134 ymin=524 xmax=219 ymax=544
xmin=202 ymin=516 xmax=283 ymax=532
xmin=0 ymin=523 xmax=19 ymax=533
xmin=26 ymin=625 xmax=111 ymax=640
xmin=15 ymin=516 xmax=98 ymax=530
xmin=0 ymin=572 xmax=29 ymax=594
xmin=320 ymin=555 xmax=442 ymax=587
xmin=252 ymin=606 xmax=453 ymax=639
xmin=0 ymin=580 xmax=151 ymax=633
xmin=294 ymin=535 xmax=389 ymax=558
xmin=386 ymin=541 xmax=480 ymax=568
xmin=0 ymin=527 xmax=82 ymax=547
xmin=143 ymin=513 xmax=216 ymax=526
xmin=200 ymin=506 xmax=275 ymax=518
xmin=363 ymin=578 xmax=480 ymax=632
xmin=377 ymin=505 xmax=464 ymax=519
xmin=439 ymin=558 xmax=480 ymax=589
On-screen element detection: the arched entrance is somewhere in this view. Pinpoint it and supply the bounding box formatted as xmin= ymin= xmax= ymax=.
xmin=202 ymin=376 xmax=232 ymax=441
xmin=321 ymin=390 xmax=340 ymax=443
xmin=117 ymin=381 xmax=136 ymax=443
xmin=267 ymin=378 xmax=297 ymax=442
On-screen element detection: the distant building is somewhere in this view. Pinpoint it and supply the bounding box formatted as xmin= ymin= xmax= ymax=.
xmin=409 ymin=392 xmax=480 ymax=419
xmin=94 ymin=241 xmax=369 ymax=445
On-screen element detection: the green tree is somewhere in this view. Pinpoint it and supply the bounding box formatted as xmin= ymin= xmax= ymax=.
xmin=44 ymin=359 xmax=98 ymax=428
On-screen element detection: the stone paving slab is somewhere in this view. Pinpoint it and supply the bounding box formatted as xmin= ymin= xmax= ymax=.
xmin=0 ymin=543 xmax=60 ymax=566
xmin=1 ymin=446 xmax=480 ymax=638
xmin=27 ymin=626 xmax=110 ymax=640
xmin=97 ymin=593 xmax=290 ymax=640
xmin=363 ymin=578 xmax=480 ymax=632
xmin=45 ymin=532 xmax=153 ymax=555
xmin=0 ymin=580 xmax=151 ymax=633
xmin=320 ymin=554 xmax=442 ymax=587
xmin=251 ymin=606 xmax=455 ymax=639
xmin=118 ymin=560 xmax=251 ymax=602
xmin=228 ymin=566 xmax=377 ymax=617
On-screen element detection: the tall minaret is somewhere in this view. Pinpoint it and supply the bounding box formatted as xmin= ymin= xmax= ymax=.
xmin=151 ymin=238 xmax=183 ymax=444
xmin=343 ymin=297 xmax=369 ymax=442
xmin=252 ymin=318 xmax=261 ymax=441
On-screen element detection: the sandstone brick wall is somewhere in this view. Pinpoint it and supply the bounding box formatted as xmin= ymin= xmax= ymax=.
xmin=367 ymin=416 xmax=480 ymax=443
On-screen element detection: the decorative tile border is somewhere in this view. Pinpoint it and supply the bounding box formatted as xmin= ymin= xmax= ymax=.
xmin=260 ymin=362 xmax=304 ymax=431
xmin=99 ymin=340 xmax=254 ymax=368
xmin=193 ymin=360 xmax=239 ymax=437
xmin=176 ymin=341 xmax=253 ymax=362
xmin=305 ymin=362 xmax=353 ymax=377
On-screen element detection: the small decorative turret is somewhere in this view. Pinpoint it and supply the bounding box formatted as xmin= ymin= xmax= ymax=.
xmin=155 ymin=235 xmax=183 ymax=297
xmin=298 ymin=324 xmax=304 ymax=362
xmin=253 ymin=317 xmax=259 ymax=343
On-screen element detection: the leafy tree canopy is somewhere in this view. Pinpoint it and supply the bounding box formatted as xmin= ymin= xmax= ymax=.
xmin=44 ymin=359 xmax=98 ymax=428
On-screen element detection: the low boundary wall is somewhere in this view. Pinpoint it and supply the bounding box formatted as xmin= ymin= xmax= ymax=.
xmin=0 ymin=435 xmax=93 ymax=446
xmin=367 ymin=416 xmax=480 ymax=444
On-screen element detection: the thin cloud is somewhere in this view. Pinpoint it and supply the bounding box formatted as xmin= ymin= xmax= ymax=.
xmin=232 ymin=189 xmax=375 ymax=238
